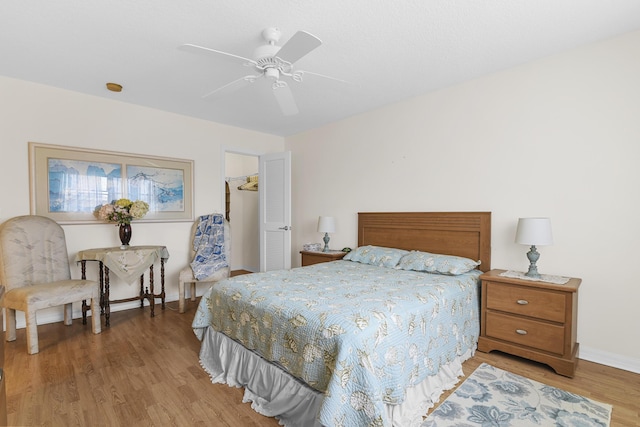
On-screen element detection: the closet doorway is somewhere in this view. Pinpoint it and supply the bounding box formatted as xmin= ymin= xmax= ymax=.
xmin=224 ymin=151 xmax=260 ymax=273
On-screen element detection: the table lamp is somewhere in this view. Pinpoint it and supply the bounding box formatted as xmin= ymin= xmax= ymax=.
xmin=515 ymin=217 xmax=553 ymax=278
xmin=317 ymin=216 xmax=336 ymax=252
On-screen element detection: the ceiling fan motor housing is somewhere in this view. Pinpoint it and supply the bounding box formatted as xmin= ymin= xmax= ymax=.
xmin=254 ymin=43 xmax=288 ymax=76
xmin=253 ymin=44 xmax=280 ymax=62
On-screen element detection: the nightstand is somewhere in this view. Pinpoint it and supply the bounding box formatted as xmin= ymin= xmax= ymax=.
xmin=300 ymin=250 xmax=346 ymax=266
xmin=478 ymin=269 xmax=581 ymax=377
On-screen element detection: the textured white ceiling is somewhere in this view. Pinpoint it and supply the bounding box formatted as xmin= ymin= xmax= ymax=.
xmin=2 ymin=1 xmax=640 ymax=136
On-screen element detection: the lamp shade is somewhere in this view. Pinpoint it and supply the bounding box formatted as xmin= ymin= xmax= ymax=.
xmin=515 ymin=217 xmax=553 ymax=246
xmin=317 ymin=216 xmax=336 ymax=233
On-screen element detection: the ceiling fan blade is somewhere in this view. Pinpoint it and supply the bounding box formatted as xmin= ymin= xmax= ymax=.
xmin=296 ymin=70 xmax=351 ymax=85
xmin=179 ymin=44 xmax=257 ymax=66
xmin=272 ymin=83 xmax=299 ymax=116
xmin=202 ymin=74 xmax=260 ymax=99
xmin=276 ymin=31 xmax=322 ymax=64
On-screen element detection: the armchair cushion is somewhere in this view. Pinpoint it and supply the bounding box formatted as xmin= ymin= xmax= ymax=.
xmin=3 ymin=279 xmax=99 ymax=312
xmin=179 ymin=265 xmax=230 ymax=284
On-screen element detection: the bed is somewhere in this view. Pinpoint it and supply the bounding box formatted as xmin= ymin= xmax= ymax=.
xmin=192 ymin=212 xmax=491 ymax=427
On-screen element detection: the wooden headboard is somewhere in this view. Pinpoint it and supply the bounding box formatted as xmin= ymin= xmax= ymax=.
xmin=358 ymin=212 xmax=491 ymax=272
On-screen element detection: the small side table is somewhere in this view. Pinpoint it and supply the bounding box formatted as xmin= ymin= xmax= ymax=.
xmin=76 ymin=246 xmax=169 ymax=326
xmin=478 ymin=269 xmax=581 ymax=377
xmin=300 ymin=250 xmax=346 ymax=266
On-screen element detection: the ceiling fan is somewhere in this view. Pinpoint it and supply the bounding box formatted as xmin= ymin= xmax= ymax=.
xmin=179 ymin=27 xmax=347 ymax=116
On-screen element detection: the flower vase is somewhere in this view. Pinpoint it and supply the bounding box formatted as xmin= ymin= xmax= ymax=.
xmin=119 ymin=223 xmax=132 ymax=248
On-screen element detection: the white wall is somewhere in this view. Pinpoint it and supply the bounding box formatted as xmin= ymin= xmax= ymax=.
xmin=286 ymin=30 xmax=640 ymax=372
xmin=0 ymin=76 xmax=283 ymax=322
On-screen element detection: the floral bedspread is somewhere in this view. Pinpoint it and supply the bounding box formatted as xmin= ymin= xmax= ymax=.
xmin=192 ymin=260 xmax=481 ymax=427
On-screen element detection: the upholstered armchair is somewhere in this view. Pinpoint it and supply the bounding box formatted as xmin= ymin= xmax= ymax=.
xmin=0 ymin=215 xmax=101 ymax=354
xmin=178 ymin=215 xmax=230 ymax=313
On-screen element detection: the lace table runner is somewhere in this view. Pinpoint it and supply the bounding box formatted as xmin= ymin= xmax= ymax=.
xmin=499 ymin=270 xmax=570 ymax=285
xmin=76 ymin=245 xmax=170 ymax=284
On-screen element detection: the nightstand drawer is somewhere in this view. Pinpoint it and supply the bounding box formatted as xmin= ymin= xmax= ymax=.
xmin=486 ymin=311 xmax=565 ymax=354
xmin=485 ymin=281 xmax=566 ymax=323
xmin=300 ymin=250 xmax=346 ymax=266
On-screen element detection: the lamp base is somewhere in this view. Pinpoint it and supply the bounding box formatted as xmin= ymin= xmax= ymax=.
xmin=525 ymin=267 xmax=541 ymax=278
xmin=525 ymin=245 xmax=541 ymax=278
xmin=322 ymin=233 xmax=330 ymax=252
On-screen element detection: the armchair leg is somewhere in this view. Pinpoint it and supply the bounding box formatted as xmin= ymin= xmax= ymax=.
xmin=25 ymin=310 xmax=39 ymax=355
xmin=6 ymin=308 xmax=16 ymax=342
xmin=178 ymin=279 xmax=186 ymax=313
xmin=190 ymin=283 xmax=197 ymax=302
xmin=90 ymin=297 xmax=101 ymax=334
xmin=63 ymin=303 xmax=73 ymax=326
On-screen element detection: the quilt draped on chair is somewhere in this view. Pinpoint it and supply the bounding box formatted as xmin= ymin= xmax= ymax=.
xmin=190 ymin=214 xmax=228 ymax=280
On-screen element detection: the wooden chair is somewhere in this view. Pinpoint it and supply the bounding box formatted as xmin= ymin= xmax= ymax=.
xmin=0 ymin=215 xmax=101 ymax=354
xmin=178 ymin=216 xmax=230 ymax=313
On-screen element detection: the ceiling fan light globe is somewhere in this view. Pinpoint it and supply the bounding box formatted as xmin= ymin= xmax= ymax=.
xmin=265 ymin=68 xmax=279 ymax=80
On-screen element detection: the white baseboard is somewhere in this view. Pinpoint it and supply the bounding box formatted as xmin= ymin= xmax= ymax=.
xmin=579 ymin=345 xmax=640 ymax=374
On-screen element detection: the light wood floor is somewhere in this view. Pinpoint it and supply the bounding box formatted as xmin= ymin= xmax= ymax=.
xmin=5 ymin=300 xmax=639 ymax=426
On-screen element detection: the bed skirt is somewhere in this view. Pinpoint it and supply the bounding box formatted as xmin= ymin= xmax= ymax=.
xmin=198 ymin=327 xmax=475 ymax=427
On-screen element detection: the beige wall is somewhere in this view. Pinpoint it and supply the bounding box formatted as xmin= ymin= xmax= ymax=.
xmin=286 ymin=30 xmax=640 ymax=372
xmin=0 ymin=76 xmax=283 ymax=321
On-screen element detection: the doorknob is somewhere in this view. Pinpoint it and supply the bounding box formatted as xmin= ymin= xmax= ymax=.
xmin=278 ymin=226 xmax=291 ymax=231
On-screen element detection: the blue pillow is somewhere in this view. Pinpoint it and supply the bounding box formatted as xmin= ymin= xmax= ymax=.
xmin=343 ymin=245 xmax=408 ymax=268
xmin=396 ymin=251 xmax=480 ymax=275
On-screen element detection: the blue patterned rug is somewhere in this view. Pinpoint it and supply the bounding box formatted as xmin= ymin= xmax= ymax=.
xmin=422 ymin=363 xmax=612 ymax=427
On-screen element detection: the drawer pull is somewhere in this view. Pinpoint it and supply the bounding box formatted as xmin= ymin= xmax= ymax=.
xmin=516 ymin=299 xmax=529 ymax=305
xmin=516 ymin=329 xmax=528 ymax=335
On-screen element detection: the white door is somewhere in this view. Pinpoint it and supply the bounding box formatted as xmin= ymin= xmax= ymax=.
xmin=259 ymin=151 xmax=291 ymax=271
